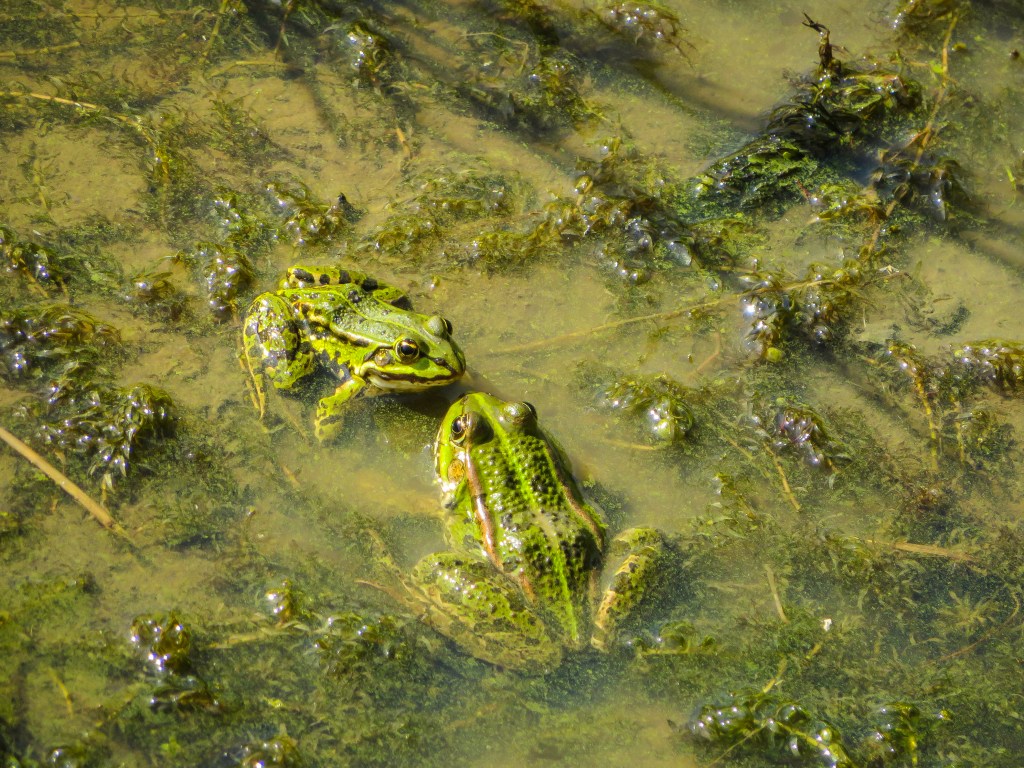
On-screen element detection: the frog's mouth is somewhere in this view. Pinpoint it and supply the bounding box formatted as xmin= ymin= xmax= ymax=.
xmin=366 ymin=366 xmax=461 ymax=390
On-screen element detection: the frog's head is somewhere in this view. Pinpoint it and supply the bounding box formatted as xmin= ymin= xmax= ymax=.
xmin=435 ymin=392 xmax=538 ymax=498
xmin=362 ymin=314 xmax=466 ymax=390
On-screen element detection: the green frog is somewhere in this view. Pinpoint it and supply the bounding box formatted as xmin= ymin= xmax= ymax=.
xmin=242 ymin=266 xmax=466 ymax=441
xmin=382 ymin=392 xmax=669 ymax=669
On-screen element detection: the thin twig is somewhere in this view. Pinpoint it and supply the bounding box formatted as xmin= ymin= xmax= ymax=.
xmin=491 ymin=295 xmax=729 ymax=356
xmin=767 ymin=450 xmax=801 ymax=514
xmin=881 ymin=540 xmax=974 ymax=562
xmin=0 ymin=425 xmax=124 ymax=534
xmin=764 ymin=564 xmax=788 ymax=623
xmin=199 ymin=0 xmax=233 ymax=65
xmin=47 ymin=667 xmax=74 ymax=717
xmin=0 ymin=41 xmax=80 ymax=59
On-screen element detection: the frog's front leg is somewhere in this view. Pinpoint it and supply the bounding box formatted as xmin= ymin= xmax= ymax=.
xmin=591 ymin=527 xmax=669 ymax=651
xmin=314 ymin=372 xmax=369 ymax=442
xmin=243 ymin=293 xmax=317 ymax=395
xmin=411 ymin=552 xmax=562 ymax=669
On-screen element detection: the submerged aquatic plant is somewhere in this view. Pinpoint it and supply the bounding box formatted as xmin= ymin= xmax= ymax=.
xmin=0 ymin=224 xmax=65 ymax=289
xmin=689 ymin=689 xmax=854 ymax=768
xmin=458 ymin=38 xmax=602 ymax=133
xmin=0 ymin=305 xmax=120 ymax=381
xmin=35 ymin=383 xmax=176 ymax=490
xmin=594 ymin=1 xmax=689 ymax=54
xmin=739 ymin=261 xmax=872 ymax=360
xmin=582 ymin=363 xmax=697 ymax=445
xmin=266 ymin=180 xmax=358 ymax=248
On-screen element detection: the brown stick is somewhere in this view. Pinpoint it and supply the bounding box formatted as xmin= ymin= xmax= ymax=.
xmin=0 ymin=425 xmax=121 ymax=532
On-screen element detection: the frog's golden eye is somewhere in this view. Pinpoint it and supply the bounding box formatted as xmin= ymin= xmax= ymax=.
xmin=395 ymin=338 xmax=420 ymax=363
xmin=450 ymin=412 xmax=479 ymax=444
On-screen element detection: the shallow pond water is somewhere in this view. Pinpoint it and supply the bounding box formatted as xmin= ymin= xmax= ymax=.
xmin=3 ymin=1 xmax=1024 ymax=766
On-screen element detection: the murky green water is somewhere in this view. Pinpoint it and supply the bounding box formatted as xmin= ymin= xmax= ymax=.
xmin=3 ymin=0 xmax=1024 ymax=766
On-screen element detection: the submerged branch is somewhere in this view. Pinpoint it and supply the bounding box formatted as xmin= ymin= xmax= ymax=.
xmin=492 ymin=295 xmax=729 ymax=355
xmin=0 ymin=424 xmax=124 ymax=534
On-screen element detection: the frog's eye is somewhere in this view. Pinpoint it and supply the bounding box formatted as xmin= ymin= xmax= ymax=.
xmin=450 ymin=411 xmax=483 ymax=444
xmin=395 ymin=338 xmax=420 ymax=363
xmin=426 ymin=315 xmax=453 ymax=337
xmin=450 ymin=415 xmax=469 ymax=444
xmin=502 ymin=401 xmax=537 ymax=426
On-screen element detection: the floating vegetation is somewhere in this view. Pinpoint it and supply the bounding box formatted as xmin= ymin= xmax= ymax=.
xmin=266 ymin=180 xmax=358 ymax=248
xmin=3 ymin=1 xmax=1024 ymax=767
xmin=594 ymin=1 xmax=690 ymax=55
xmin=581 ymin=363 xmax=697 ymax=445
xmin=0 ymin=304 xmax=120 ymax=382
xmin=756 ymin=399 xmax=849 ymax=471
xmin=34 ymin=383 xmax=176 ymax=490
xmin=688 ymin=689 xmax=854 ymax=768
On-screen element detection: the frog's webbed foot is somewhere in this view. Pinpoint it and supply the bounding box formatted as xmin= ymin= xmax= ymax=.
xmin=412 ymin=553 xmax=562 ymax=670
xmin=314 ymin=372 xmax=368 ymax=441
xmin=358 ymin=528 xmax=429 ymax=613
xmin=592 ymin=527 xmax=670 ymax=651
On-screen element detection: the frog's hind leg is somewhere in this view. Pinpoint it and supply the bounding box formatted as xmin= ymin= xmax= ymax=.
xmin=243 ymin=293 xmax=317 ymax=390
xmin=282 ymin=266 xmax=411 ymax=309
xmin=411 ymin=553 xmax=562 ymax=670
xmin=591 ymin=527 xmax=669 ymax=651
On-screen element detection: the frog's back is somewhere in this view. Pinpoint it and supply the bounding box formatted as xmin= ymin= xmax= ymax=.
xmin=472 ymin=430 xmax=605 ymax=645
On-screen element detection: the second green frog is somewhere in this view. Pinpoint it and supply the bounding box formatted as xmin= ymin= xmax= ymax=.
xmin=381 ymin=392 xmax=670 ymax=670
xmin=242 ymin=266 xmax=466 ymax=441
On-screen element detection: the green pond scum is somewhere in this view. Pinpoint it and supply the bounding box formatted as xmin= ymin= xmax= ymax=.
xmin=3 ymin=0 xmax=1024 ymax=765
